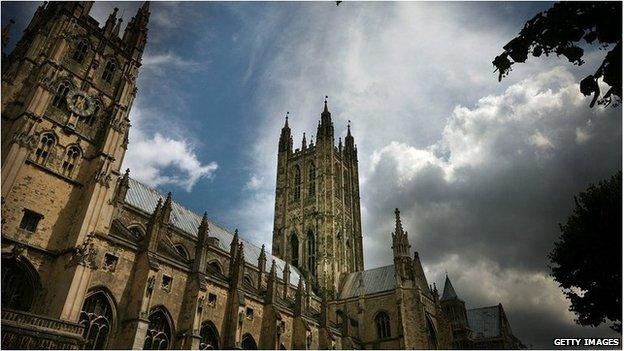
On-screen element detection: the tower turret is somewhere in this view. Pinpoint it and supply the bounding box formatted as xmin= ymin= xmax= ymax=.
xmin=392 ymin=208 xmax=411 ymax=258
xmin=278 ymin=112 xmax=293 ymax=153
xmin=123 ymin=1 xmax=150 ymax=60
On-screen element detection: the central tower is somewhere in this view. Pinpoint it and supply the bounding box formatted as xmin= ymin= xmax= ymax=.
xmin=272 ymin=98 xmax=364 ymax=295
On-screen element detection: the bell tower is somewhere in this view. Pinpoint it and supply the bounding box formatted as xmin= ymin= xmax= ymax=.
xmin=1 ymin=1 xmax=149 ymax=321
xmin=272 ymin=98 xmax=364 ymax=295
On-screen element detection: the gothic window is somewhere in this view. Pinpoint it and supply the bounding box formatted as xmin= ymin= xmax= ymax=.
xmin=1 ymin=258 xmax=38 ymax=311
xmin=290 ymin=233 xmax=299 ymax=267
xmin=294 ymin=165 xmax=301 ymax=201
xmin=102 ymin=60 xmax=116 ymax=83
xmin=128 ymin=226 xmax=145 ymax=239
xmin=375 ymin=311 xmax=391 ymax=340
xmin=79 ymin=290 xmax=115 ymax=350
xmin=346 ymin=239 xmax=353 ymax=270
xmin=426 ymin=315 xmax=438 ymax=349
xmin=344 ymin=170 xmax=350 ymax=198
xmin=52 ymin=81 xmax=71 ymax=108
xmin=72 ymin=39 xmax=89 ymax=63
xmin=143 ymin=307 xmax=173 ymax=350
xmin=19 ymin=209 xmax=42 ymax=233
xmin=34 ymin=132 xmax=55 ymax=165
xmin=307 ymin=230 xmax=316 ymax=277
xmin=61 ymin=145 xmax=81 ymax=177
xmin=241 ymin=333 xmax=257 ymax=350
xmin=207 ymin=261 xmax=222 ymax=275
xmin=173 ymin=244 xmax=189 ymax=260
xmin=199 ymin=321 xmax=219 ymax=350
xmin=308 ymin=162 xmax=316 ymax=197
xmin=243 ymin=275 xmax=254 ymax=290
xmin=334 ymin=163 xmax=341 ymax=197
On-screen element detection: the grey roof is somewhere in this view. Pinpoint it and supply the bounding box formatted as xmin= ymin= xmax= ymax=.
xmin=339 ymin=265 xmax=396 ymax=299
xmin=441 ymin=275 xmax=458 ymax=300
xmin=467 ymin=306 xmax=502 ymax=338
xmin=124 ymin=178 xmax=304 ymax=287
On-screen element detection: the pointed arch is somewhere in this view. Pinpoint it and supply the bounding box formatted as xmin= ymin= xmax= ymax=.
xmin=102 ymin=59 xmax=117 ymax=83
xmin=80 ymin=287 xmax=117 ymax=349
xmin=61 ymin=144 xmax=82 ymax=177
xmin=306 ymin=230 xmax=316 ymax=278
xmin=72 ymin=38 xmax=89 ymax=63
xmin=127 ymin=224 xmax=146 ymax=240
xmin=374 ymin=310 xmax=391 ymax=340
xmin=144 ymin=306 xmax=174 ymax=350
xmin=173 ymin=243 xmax=189 ymax=260
xmin=241 ymin=333 xmax=257 ymax=350
xmin=207 ymin=260 xmax=223 ymax=276
xmin=199 ymin=321 xmax=220 ymax=350
xmin=308 ymin=162 xmax=316 ymax=197
xmin=34 ymin=132 xmax=56 ymax=165
xmin=290 ymin=232 xmax=299 ymax=267
xmin=52 ymin=80 xmax=72 ymax=108
xmin=426 ymin=314 xmax=438 ymax=349
xmin=1 ymin=256 xmax=41 ymax=312
xmin=293 ymin=165 xmax=301 ymax=201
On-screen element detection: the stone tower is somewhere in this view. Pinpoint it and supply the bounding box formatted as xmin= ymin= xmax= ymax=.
xmin=272 ymin=98 xmax=364 ymax=295
xmin=1 ymin=1 xmax=148 ymax=321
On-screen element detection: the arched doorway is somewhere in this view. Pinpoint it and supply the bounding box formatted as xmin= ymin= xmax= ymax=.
xmin=241 ymin=333 xmax=257 ymax=350
xmin=199 ymin=321 xmax=219 ymax=349
xmin=80 ymin=289 xmax=115 ymax=349
xmin=144 ymin=307 xmax=173 ymax=350
xmin=1 ymin=257 xmax=39 ymax=311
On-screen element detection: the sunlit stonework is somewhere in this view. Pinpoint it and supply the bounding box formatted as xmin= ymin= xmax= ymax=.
xmin=0 ymin=2 xmax=524 ymax=350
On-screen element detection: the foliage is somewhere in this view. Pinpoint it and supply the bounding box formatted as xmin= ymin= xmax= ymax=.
xmin=549 ymin=172 xmax=622 ymax=333
xmin=493 ymin=2 xmax=621 ymax=107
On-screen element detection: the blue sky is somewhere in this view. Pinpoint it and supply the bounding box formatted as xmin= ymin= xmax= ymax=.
xmin=3 ymin=2 xmax=621 ymax=348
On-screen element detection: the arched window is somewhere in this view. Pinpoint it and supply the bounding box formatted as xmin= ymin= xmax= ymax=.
xmin=80 ymin=290 xmax=115 ymax=350
xmin=334 ymin=163 xmax=341 ymax=197
xmin=241 ymin=333 xmax=257 ymax=350
xmin=293 ymin=165 xmax=301 ymax=201
xmin=52 ymin=81 xmax=71 ymax=108
xmin=307 ymin=230 xmax=316 ymax=277
xmin=207 ymin=261 xmax=222 ymax=275
xmin=144 ymin=307 xmax=173 ymax=350
xmin=243 ymin=275 xmax=254 ymax=289
xmin=1 ymin=258 xmax=38 ymax=311
xmin=173 ymin=244 xmax=189 ymax=260
xmin=290 ymin=233 xmax=299 ymax=267
xmin=426 ymin=315 xmax=438 ymax=349
xmin=72 ymin=39 xmax=89 ymax=63
xmin=308 ymin=162 xmax=316 ymax=197
xmin=34 ymin=133 xmax=55 ymax=165
xmin=375 ymin=311 xmax=391 ymax=340
xmin=61 ymin=145 xmax=81 ymax=177
xmin=102 ymin=60 xmax=116 ymax=83
xmin=199 ymin=321 xmax=219 ymax=350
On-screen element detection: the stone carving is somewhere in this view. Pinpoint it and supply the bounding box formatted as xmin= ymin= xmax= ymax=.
xmin=66 ymin=233 xmax=98 ymax=269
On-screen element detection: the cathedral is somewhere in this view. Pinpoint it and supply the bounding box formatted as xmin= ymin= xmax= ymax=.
xmin=0 ymin=2 xmax=524 ymax=350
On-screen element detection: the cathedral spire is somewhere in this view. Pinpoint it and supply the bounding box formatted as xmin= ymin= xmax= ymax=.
xmin=279 ymin=112 xmax=293 ymax=153
xmin=302 ymin=132 xmax=307 ymax=150
xmin=441 ymin=274 xmax=459 ymax=301
xmin=317 ymin=96 xmax=334 ymax=142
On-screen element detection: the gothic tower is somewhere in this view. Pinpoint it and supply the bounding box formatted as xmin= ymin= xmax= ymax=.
xmin=272 ymin=98 xmax=364 ymax=295
xmin=1 ymin=1 xmax=149 ymax=321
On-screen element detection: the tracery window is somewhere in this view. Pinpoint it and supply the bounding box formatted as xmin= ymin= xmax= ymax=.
xmin=308 ymin=162 xmax=316 ymax=197
xmin=294 ymin=165 xmax=301 ymax=201
xmin=241 ymin=333 xmax=257 ymax=350
xmin=34 ymin=133 xmax=55 ymax=165
xmin=61 ymin=145 xmax=81 ymax=177
xmin=102 ymin=60 xmax=116 ymax=83
xmin=52 ymin=81 xmax=71 ymax=108
xmin=72 ymin=39 xmax=88 ymax=63
xmin=173 ymin=244 xmax=189 ymax=260
xmin=79 ymin=291 xmax=114 ymax=350
xmin=199 ymin=321 xmax=219 ymax=350
xmin=207 ymin=261 xmax=222 ymax=275
xmin=143 ymin=307 xmax=173 ymax=350
xmin=1 ymin=258 xmax=37 ymax=311
xmin=334 ymin=163 xmax=341 ymax=197
xmin=290 ymin=233 xmax=299 ymax=267
xmin=375 ymin=311 xmax=391 ymax=340
xmin=307 ymin=230 xmax=316 ymax=277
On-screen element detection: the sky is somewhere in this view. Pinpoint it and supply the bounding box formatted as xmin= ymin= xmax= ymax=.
xmin=2 ymin=1 xmax=621 ymax=348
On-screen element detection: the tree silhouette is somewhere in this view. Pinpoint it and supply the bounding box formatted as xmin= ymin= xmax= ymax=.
xmin=493 ymin=2 xmax=621 ymax=107
xmin=549 ymin=172 xmax=622 ymax=333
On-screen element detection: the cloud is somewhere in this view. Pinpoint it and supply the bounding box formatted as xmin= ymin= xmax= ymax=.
xmin=123 ymin=106 xmax=218 ymax=192
xmin=142 ymin=51 xmax=204 ymax=73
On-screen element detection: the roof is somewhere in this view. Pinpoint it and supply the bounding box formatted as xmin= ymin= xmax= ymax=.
xmin=467 ymin=306 xmax=502 ymax=338
xmin=441 ymin=275 xmax=458 ymax=300
xmin=339 ymin=265 xmax=396 ymax=299
xmin=124 ymin=178 xmax=304 ymax=287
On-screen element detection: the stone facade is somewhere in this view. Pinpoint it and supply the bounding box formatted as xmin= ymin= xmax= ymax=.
xmin=1 ymin=2 xmax=521 ymax=350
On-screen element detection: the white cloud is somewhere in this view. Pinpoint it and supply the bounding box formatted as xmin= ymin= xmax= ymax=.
xmin=245 ymin=174 xmax=264 ymax=191
xmin=123 ymin=106 xmax=218 ymax=192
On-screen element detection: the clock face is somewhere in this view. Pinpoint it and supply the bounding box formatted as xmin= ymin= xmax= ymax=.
xmin=66 ymin=89 xmax=95 ymax=117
